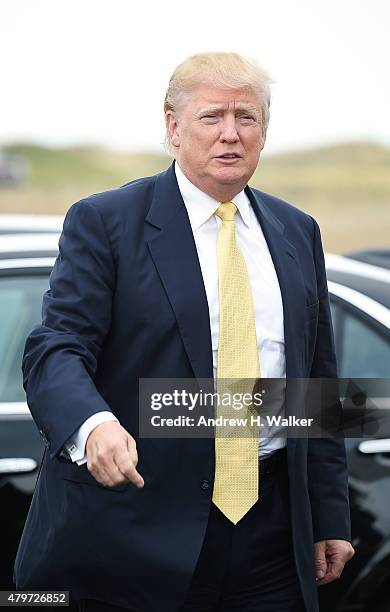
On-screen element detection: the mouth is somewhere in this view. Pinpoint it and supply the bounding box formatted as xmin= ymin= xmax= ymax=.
xmin=215 ymin=153 xmax=242 ymax=162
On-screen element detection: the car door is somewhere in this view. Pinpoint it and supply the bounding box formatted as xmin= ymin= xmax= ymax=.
xmin=319 ymin=288 xmax=390 ymax=611
xmin=0 ymin=267 xmax=51 ymax=590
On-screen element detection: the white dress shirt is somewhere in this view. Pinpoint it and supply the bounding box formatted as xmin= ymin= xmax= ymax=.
xmin=64 ymin=162 xmax=287 ymax=464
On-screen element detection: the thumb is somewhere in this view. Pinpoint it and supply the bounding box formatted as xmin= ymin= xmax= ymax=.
xmin=314 ymin=541 xmax=327 ymax=580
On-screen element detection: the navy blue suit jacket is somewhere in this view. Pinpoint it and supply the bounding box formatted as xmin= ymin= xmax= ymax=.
xmin=15 ymin=162 xmax=351 ymax=612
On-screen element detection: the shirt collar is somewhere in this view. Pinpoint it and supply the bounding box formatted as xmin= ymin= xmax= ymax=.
xmin=175 ymin=162 xmax=251 ymax=230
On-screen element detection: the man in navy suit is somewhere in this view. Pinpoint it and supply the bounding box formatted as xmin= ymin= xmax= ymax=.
xmin=15 ymin=52 xmax=354 ymax=611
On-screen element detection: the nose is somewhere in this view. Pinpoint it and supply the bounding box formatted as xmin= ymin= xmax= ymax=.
xmin=219 ymin=115 xmax=239 ymax=143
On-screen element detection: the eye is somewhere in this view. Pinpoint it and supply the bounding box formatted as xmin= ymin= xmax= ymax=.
xmin=200 ymin=115 xmax=219 ymax=124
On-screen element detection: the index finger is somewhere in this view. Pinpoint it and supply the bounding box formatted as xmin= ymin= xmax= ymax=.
xmin=115 ymin=451 xmax=144 ymax=488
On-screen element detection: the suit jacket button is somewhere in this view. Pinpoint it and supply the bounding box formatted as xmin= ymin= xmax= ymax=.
xmin=200 ymin=480 xmax=211 ymax=491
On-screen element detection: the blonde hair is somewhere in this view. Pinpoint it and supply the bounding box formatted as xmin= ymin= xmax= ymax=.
xmin=164 ymin=52 xmax=272 ymax=155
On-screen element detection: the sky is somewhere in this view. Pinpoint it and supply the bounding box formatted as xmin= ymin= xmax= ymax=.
xmin=1 ymin=0 xmax=389 ymax=155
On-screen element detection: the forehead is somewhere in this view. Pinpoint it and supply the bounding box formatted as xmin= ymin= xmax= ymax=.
xmin=184 ymin=83 xmax=260 ymax=111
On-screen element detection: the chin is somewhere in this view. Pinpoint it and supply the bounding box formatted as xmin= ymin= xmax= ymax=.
xmin=213 ymin=167 xmax=247 ymax=185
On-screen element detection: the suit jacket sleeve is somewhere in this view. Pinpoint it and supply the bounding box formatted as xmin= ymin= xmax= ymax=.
xmin=22 ymin=199 xmax=116 ymax=458
xmin=307 ymin=216 xmax=351 ymax=543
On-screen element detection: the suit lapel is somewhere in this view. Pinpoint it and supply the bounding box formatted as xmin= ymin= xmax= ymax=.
xmin=246 ymin=186 xmax=307 ymax=380
xmin=145 ymin=163 xmax=213 ymax=380
xmin=246 ymin=188 xmax=307 ymax=459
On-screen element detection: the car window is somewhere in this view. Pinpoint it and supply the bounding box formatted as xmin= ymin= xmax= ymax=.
xmin=330 ymin=299 xmax=390 ymax=378
xmin=0 ymin=275 xmax=49 ymax=402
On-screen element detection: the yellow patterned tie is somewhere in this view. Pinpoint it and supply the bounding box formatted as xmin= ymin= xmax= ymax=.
xmin=212 ymin=201 xmax=261 ymax=524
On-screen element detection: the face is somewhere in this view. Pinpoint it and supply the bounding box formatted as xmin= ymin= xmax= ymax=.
xmin=166 ymin=83 xmax=266 ymax=201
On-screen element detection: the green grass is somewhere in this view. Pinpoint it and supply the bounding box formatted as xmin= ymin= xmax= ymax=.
xmin=1 ymin=141 xmax=389 ymax=253
xmin=3 ymin=143 xmax=170 ymax=189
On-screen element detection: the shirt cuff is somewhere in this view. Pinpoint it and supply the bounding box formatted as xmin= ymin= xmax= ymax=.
xmin=64 ymin=411 xmax=119 ymax=465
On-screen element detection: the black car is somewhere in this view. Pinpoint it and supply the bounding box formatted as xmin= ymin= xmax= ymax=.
xmin=1 ymin=235 xmax=390 ymax=611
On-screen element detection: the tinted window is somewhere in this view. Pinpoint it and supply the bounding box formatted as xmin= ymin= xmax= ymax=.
xmin=330 ymin=299 xmax=390 ymax=378
xmin=0 ymin=275 xmax=49 ymax=402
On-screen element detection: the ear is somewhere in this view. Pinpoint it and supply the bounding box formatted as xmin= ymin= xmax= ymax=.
xmin=260 ymin=128 xmax=267 ymax=152
xmin=165 ymin=111 xmax=180 ymax=148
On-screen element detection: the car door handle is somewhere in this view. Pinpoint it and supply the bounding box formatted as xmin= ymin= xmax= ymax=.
xmin=358 ymin=439 xmax=390 ymax=467
xmin=358 ymin=439 xmax=390 ymax=454
xmin=0 ymin=458 xmax=38 ymax=475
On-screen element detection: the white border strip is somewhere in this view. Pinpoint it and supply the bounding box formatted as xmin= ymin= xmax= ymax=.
xmin=328 ymin=280 xmax=390 ymax=329
xmin=0 ymin=233 xmax=60 ymax=253
xmin=0 ymin=402 xmax=32 ymax=417
xmin=0 ymin=257 xmax=56 ymax=269
xmin=0 ymin=214 xmax=63 ymax=230
xmin=325 ymin=253 xmax=390 ymax=284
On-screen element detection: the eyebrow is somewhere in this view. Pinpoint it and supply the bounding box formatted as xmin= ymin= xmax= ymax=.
xmin=197 ymin=104 xmax=259 ymax=115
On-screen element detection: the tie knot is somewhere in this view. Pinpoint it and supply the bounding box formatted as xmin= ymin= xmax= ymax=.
xmin=215 ymin=201 xmax=237 ymax=222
